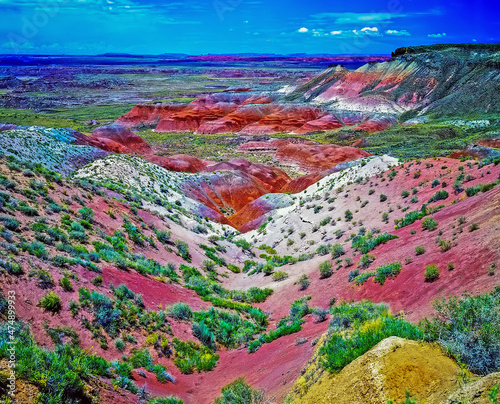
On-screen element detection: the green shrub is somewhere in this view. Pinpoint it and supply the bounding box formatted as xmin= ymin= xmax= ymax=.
xmin=126 ymin=348 xmax=170 ymax=383
xmin=39 ymin=291 xmax=62 ymax=312
xmin=424 ymin=265 xmax=440 ymax=282
xmin=0 ymin=216 xmax=20 ymax=232
xmin=316 ymin=244 xmax=330 ymax=256
xmin=233 ymin=239 xmax=252 ymax=251
xmin=319 ymin=261 xmax=333 ymax=279
xmin=227 ymin=264 xmax=241 ymax=273
xmin=190 ymin=318 xmax=216 ymax=348
xmin=490 ymin=385 xmax=499 ymax=404
xmin=320 ymin=217 xmax=332 ymax=226
xmin=243 ymin=287 xmax=273 ymax=303
xmin=380 ymin=194 xmax=387 ymax=202
xmin=289 ymin=297 xmax=310 ymax=320
xmin=351 ymin=232 xmax=398 ymax=254
xmin=321 ymin=314 xmax=423 ymax=373
xmin=414 ymin=246 xmax=426 ymax=255
xmin=58 ymin=277 xmax=73 ymax=292
xmin=35 ymin=270 xmax=54 ymax=289
xmin=168 ymin=303 xmax=193 ymax=321
xmin=272 ymin=271 xmax=288 ymax=281
xmin=146 ymin=398 xmax=184 ymax=404
xmin=374 ymin=262 xmax=402 ymax=285
xmin=258 ymin=244 xmax=276 ymax=255
xmin=193 ymin=307 xmax=260 ymax=350
xmin=330 ymin=243 xmax=345 ymax=259
xmin=123 ymin=220 xmax=145 ymax=246
xmin=394 ymin=209 xmax=425 ymax=229
xmin=17 ymin=201 xmax=39 ymax=216
xmin=353 ymin=272 xmax=375 ymax=285
xmin=345 ymin=210 xmax=353 ymax=221
xmin=247 ymin=297 xmax=309 ymax=353
xmin=248 ymin=321 xmax=302 ymax=353
xmin=0 ymin=175 xmax=17 ymax=189
xmin=202 ymin=259 xmax=216 ymax=272
xmin=44 ymin=324 xmax=80 ymax=346
xmin=69 ymin=230 xmax=88 ymax=243
xmin=0 ymin=257 xmax=23 ymax=275
xmin=22 ymin=241 xmax=49 ymax=259
xmin=127 ymin=348 xmax=154 ymax=369
xmin=358 ymin=253 xmax=375 ymax=269
xmin=420 ymin=287 xmax=500 ymax=374
xmin=156 ymin=229 xmax=172 ymax=244
xmin=469 ymin=223 xmax=479 ymax=232
xmin=298 ymin=274 xmax=310 ymax=290
xmin=421 ymin=217 xmax=438 ymax=231
xmin=172 ymin=337 xmax=219 ymax=374
xmin=192 ymin=224 xmax=207 ymax=234
xmin=439 ymin=239 xmax=452 ymax=252
xmin=428 ymin=190 xmax=448 ymax=203
xmin=114 ymin=284 xmax=135 ymax=301
xmin=175 ymin=240 xmax=191 ymax=262
xmin=465 ymin=181 xmax=498 ymax=197
xmin=79 ymin=219 xmax=92 ymax=230
xmin=214 ymin=377 xmax=264 ymax=404
xmin=312 ymin=307 xmax=328 ymax=322
xmin=69 ymin=300 xmax=80 ymax=317
xmin=91 ymin=276 xmax=103 ymax=286
xmin=115 ymin=338 xmax=125 ymax=352
xmin=260 ymin=263 xmax=273 ymax=276
xmin=401 ymin=190 xmax=409 ymax=198
xmin=328 ymin=300 xmax=386 ymax=329
xmin=46 ymin=226 xmax=68 ymax=242
xmin=0 ymin=323 xmax=111 ymax=402
xmin=243 ymin=260 xmax=257 ymax=272
xmin=348 ymin=269 xmax=359 ymax=282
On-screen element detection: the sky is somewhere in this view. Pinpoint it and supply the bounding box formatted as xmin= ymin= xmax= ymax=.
xmin=0 ymin=0 xmax=498 ymax=55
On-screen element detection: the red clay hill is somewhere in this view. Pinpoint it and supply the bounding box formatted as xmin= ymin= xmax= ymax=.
xmin=79 ymin=124 xmax=369 ymax=230
xmin=238 ymin=139 xmax=370 ymax=174
xmin=283 ymin=45 xmax=500 ymax=118
xmin=116 ymin=93 xmax=395 ymax=135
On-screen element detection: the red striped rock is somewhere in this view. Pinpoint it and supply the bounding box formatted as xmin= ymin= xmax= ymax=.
xmin=90 ymin=124 xmax=152 ymax=154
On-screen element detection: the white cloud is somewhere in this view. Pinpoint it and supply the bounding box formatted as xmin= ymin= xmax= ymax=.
xmin=360 ymin=27 xmax=381 ymax=36
xmin=294 ymin=25 xmax=394 ymax=39
xmin=361 ymin=27 xmax=378 ymax=33
xmin=428 ymin=33 xmax=446 ymax=38
xmin=309 ymin=9 xmax=442 ymax=24
xmin=386 ymin=29 xmax=410 ymax=36
xmin=312 ymin=29 xmax=327 ymax=37
xmin=311 ymin=12 xmax=395 ymax=24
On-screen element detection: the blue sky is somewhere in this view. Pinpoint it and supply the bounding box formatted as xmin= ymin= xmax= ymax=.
xmin=0 ymin=0 xmax=497 ymax=55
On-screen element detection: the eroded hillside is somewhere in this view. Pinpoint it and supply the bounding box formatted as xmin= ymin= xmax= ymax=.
xmin=0 ymin=44 xmax=499 ymax=404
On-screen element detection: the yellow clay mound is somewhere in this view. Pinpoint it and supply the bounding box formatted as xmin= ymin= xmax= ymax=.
xmin=287 ymin=336 xmax=461 ymax=404
xmin=443 ymin=372 xmax=500 ymax=404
